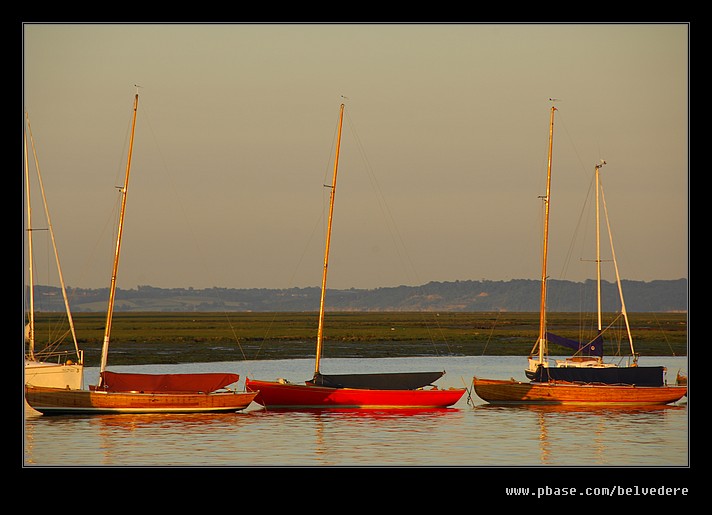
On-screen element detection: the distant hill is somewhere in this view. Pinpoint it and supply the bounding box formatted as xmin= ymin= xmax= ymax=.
xmin=28 ymin=278 xmax=688 ymax=313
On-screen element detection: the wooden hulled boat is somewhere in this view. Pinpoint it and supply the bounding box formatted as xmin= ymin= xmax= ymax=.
xmin=25 ymin=372 xmax=256 ymax=414
xmin=24 ymin=90 xmax=257 ymax=415
xmin=246 ymin=103 xmax=466 ymax=409
xmin=472 ymin=377 xmax=686 ymax=406
xmin=472 ymin=102 xmax=687 ymax=406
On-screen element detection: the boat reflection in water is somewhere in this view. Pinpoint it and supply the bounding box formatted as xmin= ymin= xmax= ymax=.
xmin=251 ymin=406 xmax=466 ymax=466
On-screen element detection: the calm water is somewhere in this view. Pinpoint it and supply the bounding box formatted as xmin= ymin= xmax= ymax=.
xmin=23 ymin=356 xmax=688 ymax=468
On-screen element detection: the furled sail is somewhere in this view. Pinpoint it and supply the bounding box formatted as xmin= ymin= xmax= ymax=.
xmin=546 ymin=331 xmax=604 ymax=357
xmin=308 ymin=371 xmax=445 ymax=390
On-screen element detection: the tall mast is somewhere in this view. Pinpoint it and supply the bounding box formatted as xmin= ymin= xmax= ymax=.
xmin=25 ymin=112 xmax=81 ymax=361
xmin=99 ymin=93 xmax=139 ymax=379
xmin=595 ymin=161 xmax=604 ymax=334
xmin=536 ymin=105 xmax=556 ymax=364
xmin=24 ymin=118 xmax=35 ymax=360
xmin=314 ymin=103 xmax=345 ymax=376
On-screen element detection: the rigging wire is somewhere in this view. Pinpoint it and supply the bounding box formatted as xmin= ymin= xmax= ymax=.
xmin=342 ymin=106 xmax=456 ymax=358
xmin=116 ymin=92 xmax=262 ymax=373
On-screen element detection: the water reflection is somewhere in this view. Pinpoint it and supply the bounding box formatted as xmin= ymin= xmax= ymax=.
xmin=474 ymin=403 xmax=687 ymax=466
xmin=249 ymin=407 xmax=465 ymax=466
xmin=254 ymin=407 xmax=458 ymax=417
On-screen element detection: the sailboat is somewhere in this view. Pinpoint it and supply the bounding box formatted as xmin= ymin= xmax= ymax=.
xmin=24 ymin=112 xmax=84 ymax=390
xmin=25 ymin=92 xmax=258 ymax=414
xmin=245 ymin=103 xmax=466 ymax=409
xmin=472 ymin=104 xmax=687 ymax=406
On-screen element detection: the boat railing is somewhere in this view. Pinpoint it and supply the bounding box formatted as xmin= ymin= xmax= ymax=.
xmin=555 ymin=357 xmax=617 ymax=369
xmin=29 ymin=349 xmax=84 ymax=365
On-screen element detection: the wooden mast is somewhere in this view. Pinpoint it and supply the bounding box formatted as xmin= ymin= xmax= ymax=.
xmin=595 ymin=161 xmax=604 ymax=337
xmin=536 ymin=104 xmax=556 ymax=365
xmin=99 ymin=93 xmax=139 ymax=382
xmin=314 ymin=103 xmax=345 ymax=376
xmin=25 ymin=112 xmax=81 ymax=361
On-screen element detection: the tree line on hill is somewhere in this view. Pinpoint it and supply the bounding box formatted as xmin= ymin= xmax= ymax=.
xmin=27 ymin=278 xmax=688 ymax=313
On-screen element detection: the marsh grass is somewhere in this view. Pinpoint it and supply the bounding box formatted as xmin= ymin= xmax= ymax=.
xmin=29 ymin=311 xmax=687 ymax=366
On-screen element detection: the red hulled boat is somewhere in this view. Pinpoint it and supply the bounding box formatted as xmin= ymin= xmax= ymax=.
xmin=246 ymin=103 xmax=466 ymax=409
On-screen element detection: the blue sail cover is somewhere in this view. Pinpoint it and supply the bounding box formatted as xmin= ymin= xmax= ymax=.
xmin=546 ymin=332 xmax=604 ymax=358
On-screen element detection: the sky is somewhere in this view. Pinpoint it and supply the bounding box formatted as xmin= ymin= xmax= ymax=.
xmin=22 ymin=23 xmax=688 ymax=291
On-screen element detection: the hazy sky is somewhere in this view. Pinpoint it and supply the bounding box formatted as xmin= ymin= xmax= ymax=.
xmin=22 ymin=23 xmax=688 ymax=291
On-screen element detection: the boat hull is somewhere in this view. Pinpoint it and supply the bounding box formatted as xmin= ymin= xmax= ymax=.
xmin=472 ymin=377 xmax=687 ymax=406
xmin=25 ymin=360 xmax=84 ymax=390
xmin=245 ymin=378 xmax=466 ymax=409
xmin=24 ymin=384 xmax=258 ymax=415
